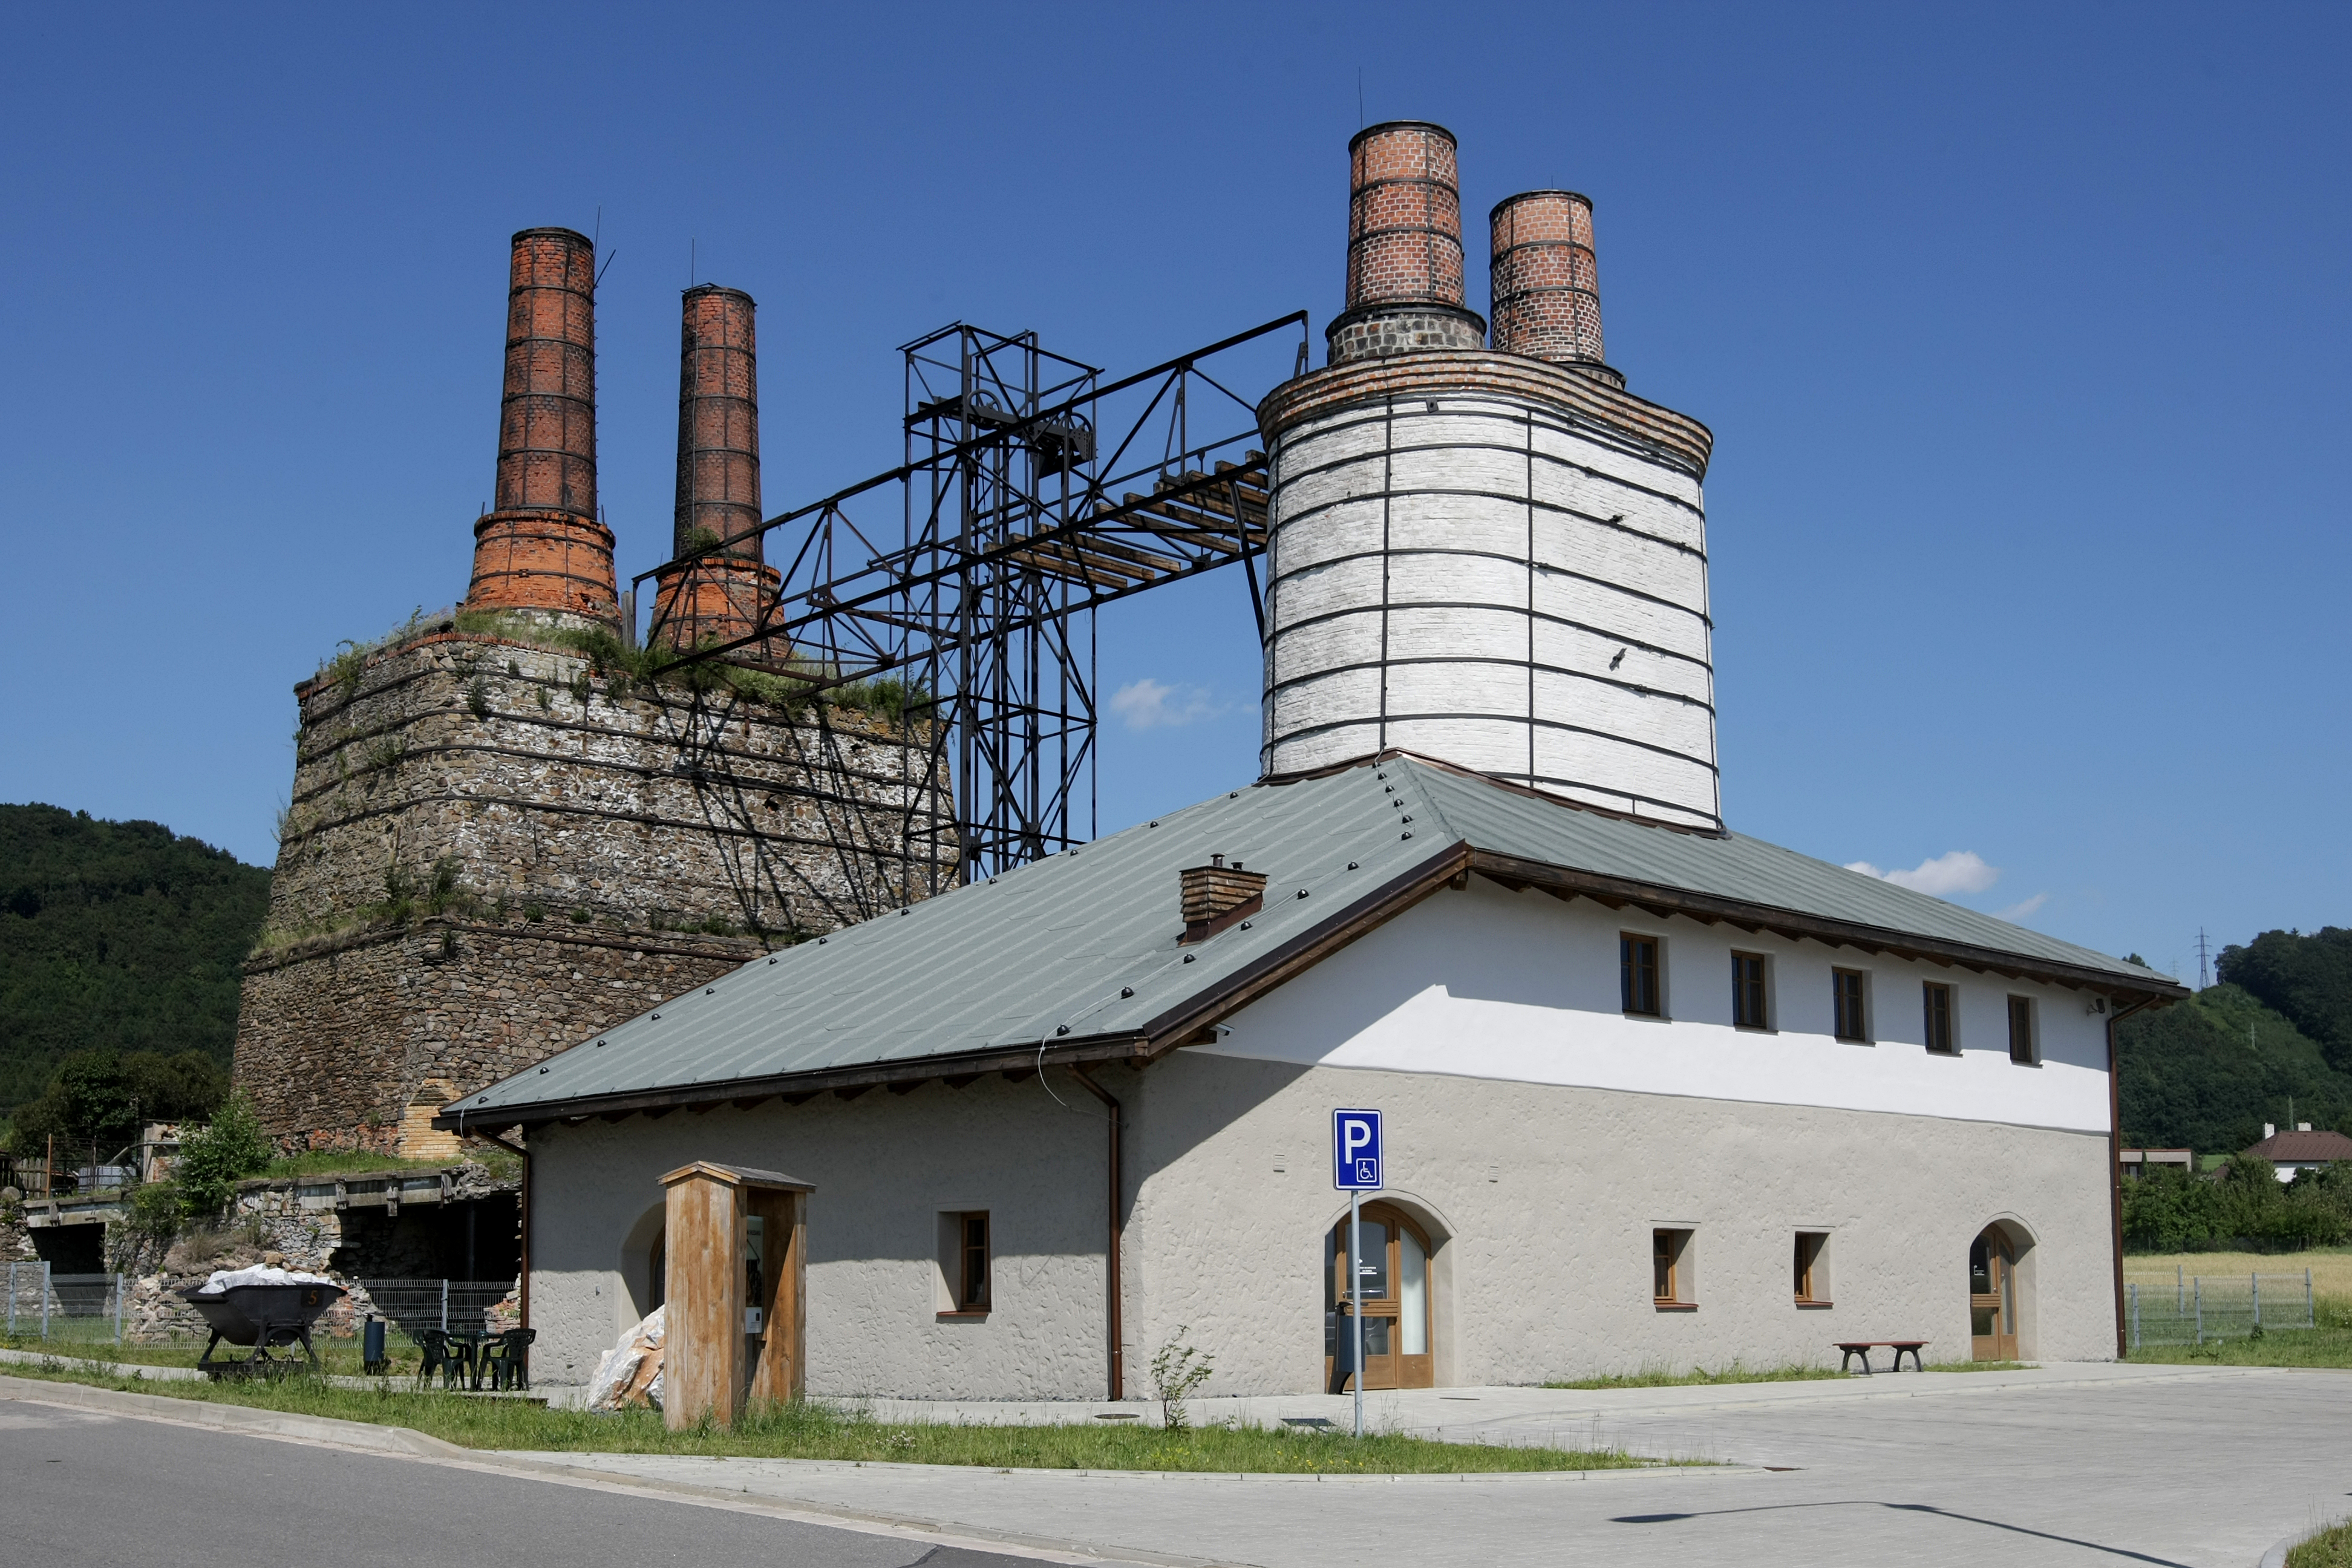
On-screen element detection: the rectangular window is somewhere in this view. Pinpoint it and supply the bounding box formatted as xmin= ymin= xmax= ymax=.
xmin=1922 ymin=982 xmax=1957 ymax=1054
xmin=958 ymin=1212 xmax=990 ymax=1311
xmin=1832 ymin=969 xmax=1870 ymax=1042
xmin=1622 ymin=935 xmax=1662 ymax=1018
xmin=1652 ymin=1228 xmax=1693 ymax=1305
xmin=1794 ymin=1232 xmax=1829 ymax=1304
xmin=1732 ymin=952 xmax=1770 ymax=1030
xmin=2008 ymin=996 xmax=2037 ymax=1064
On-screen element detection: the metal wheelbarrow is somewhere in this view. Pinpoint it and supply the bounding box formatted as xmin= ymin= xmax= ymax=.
xmin=178 ymin=1281 xmax=347 ymax=1379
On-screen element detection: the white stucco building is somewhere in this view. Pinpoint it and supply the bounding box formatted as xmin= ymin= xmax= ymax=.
xmin=445 ymin=121 xmax=2184 ymax=1400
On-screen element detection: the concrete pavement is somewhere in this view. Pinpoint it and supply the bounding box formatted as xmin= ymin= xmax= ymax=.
xmin=522 ymin=1365 xmax=2352 ymax=1567
xmin=7 ymin=1363 xmax=2349 ymax=1566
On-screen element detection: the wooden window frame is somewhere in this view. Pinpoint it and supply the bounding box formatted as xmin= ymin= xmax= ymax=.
xmin=939 ymin=1210 xmax=990 ymax=1316
xmin=1621 ymin=933 xmax=1664 ymax=1019
xmin=1653 ymin=1227 xmax=1696 ymax=1309
xmin=1731 ymin=951 xmax=1772 ymax=1031
xmin=1922 ymin=981 xmax=1958 ymax=1056
xmin=1832 ymin=968 xmax=1870 ymax=1043
xmin=2007 ymin=995 xmax=2037 ymax=1065
xmin=1794 ymin=1231 xmax=1831 ymax=1307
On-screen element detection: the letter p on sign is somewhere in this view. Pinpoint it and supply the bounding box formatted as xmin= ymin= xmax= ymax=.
xmin=1333 ymin=1109 xmax=1383 ymax=1191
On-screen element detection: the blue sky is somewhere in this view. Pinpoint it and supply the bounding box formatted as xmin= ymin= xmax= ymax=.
xmin=1 ymin=4 xmax=2344 ymax=979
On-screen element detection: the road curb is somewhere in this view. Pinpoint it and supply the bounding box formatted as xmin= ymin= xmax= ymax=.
xmin=0 ymin=1373 xmax=466 ymax=1458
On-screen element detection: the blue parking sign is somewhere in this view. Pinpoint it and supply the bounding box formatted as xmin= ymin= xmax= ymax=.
xmin=1333 ymin=1109 xmax=1383 ymax=1190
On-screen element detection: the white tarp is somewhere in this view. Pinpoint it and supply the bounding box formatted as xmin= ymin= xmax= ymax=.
xmin=192 ymin=1265 xmax=335 ymax=1296
xmin=587 ymin=1304 xmax=664 ymax=1411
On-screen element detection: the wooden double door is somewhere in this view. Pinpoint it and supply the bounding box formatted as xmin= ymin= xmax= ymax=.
xmin=1969 ymin=1226 xmax=2018 ymax=1361
xmin=1325 ymin=1203 xmax=1434 ymax=1391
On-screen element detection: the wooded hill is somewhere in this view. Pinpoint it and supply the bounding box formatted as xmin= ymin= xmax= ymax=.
xmin=2117 ymin=929 xmax=2352 ymax=1155
xmin=0 ymin=804 xmax=270 ymax=1121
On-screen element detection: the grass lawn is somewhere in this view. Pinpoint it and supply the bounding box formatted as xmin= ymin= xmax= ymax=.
xmin=2125 ymin=1322 xmax=2352 ymax=1370
xmin=1543 ymin=1359 xmax=2028 ymax=1390
xmin=2290 ymin=1523 xmax=2352 ymax=1567
xmin=1 ymin=1331 xmax=419 ymax=1378
xmin=0 ymin=1359 xmax=1655 ymax=1473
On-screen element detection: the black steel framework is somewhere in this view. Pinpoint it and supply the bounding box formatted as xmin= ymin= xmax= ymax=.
xmin=638 ymin=311 xmax=1308 ymax=898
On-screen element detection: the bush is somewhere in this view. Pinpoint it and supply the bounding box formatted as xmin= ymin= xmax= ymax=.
xmin=2123 ymin=1159 xmax=2352 ymax=1252
xmin=175 ymin=1091 xmax=271 ymax=1220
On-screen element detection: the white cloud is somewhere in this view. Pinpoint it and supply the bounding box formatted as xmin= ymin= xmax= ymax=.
xmin=1844 ymin=849 xmax=2001 ymax=898
xmin=1995 ymin=893 xmax=2050 ymax=923
xmin=1109 ymin=678 xmax=1221 ymax=731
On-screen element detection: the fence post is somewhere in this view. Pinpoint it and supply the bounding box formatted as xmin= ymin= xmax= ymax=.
xmin=115 ymin=1273 xmax=125 ymax=1345
xmin=2310 ymin=1268 xmax=2316 ymax=1328
xmin=2194 ymin=1276 xmax=2202 ymax=1347
xmin=2252 ymin=1273 xmax=2261 ymax=1329
xmin=2177 ymin=1264 xmax=2184 ymax=1313
xmin=2129 ymin=1282 xmax=2140 ymax=1350
xmin=440 ymin=1278 xmax=449 ymax=1333
xmin=41 ymin=1261 xmax=51 ymax=1339
xmin=7 ymin=1260 xmax=15 ymax=1336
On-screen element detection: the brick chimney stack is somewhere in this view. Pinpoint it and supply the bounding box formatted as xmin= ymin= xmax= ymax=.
xmin=652 ymin=285 xmax=780 ymax=653
xmin=1489 ymin=191 xmax=1623 ymax=388
xmin=1178 ymin=854 xmax=1267 ymax=944
xmin=466 ymin=227 xmax=619 ymax=626
xmin=1326 ymin=121 xmax=1486 ymax=365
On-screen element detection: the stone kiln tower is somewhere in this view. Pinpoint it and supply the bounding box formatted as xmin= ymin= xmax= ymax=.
xmin=236 ymin=232 xmax=951 ymax=1156
xmin=1258 ymin=124 xmax=1720 ymax=829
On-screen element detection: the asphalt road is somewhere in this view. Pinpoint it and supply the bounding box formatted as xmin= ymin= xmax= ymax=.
xmin=0 ymin=1400 xmax=1040 ymax=1568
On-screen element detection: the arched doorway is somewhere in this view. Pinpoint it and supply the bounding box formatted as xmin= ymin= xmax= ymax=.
xmin=1325 ymin=1203 xmax=1434 ymax=1391
xmin=1968 ymin=1226 xmax=2017 ymax=1361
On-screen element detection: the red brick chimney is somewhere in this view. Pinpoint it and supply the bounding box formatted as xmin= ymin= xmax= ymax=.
xmin=1178 ymin=855 xmax=1267 ymax=944
xmin=466 ymin=227 xmax=619 ymax=625
xmin=652 ymin=285 xmax=779 ymax=653
xmin=1489 ymin=191 xmax=1623 ymax=387
xmin=1326 ymin=121 xmax=1486 ymax=365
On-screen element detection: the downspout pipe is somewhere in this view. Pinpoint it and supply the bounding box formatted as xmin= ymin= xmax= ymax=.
xmin=464 ymin=1117 xmax=532 ymax=1332
xmin=2106 ymin=995 xmax=2160 ymax=1359
xmin=1070 ymin=1065 xmax=1124 ymax=1401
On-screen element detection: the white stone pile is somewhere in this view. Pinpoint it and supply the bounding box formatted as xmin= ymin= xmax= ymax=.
xmin=586 ymin=1305 xmax=664 ymax=1411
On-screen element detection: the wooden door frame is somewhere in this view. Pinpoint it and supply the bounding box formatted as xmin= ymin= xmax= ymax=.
xmin=1325 ymin=1202 xmax=1436 ymax=1391
xmin=1968 ymin=1224 xmax=2019 ymax=1361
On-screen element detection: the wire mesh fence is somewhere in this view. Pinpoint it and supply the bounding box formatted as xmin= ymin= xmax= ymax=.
xmin=2 ymin=1264 xmax=127 ymax=1344
xmin=2124 ymin=1268 xmax=2316 ymax=1348
xmin=350 ymin=1279 xmax=515 ymax=1341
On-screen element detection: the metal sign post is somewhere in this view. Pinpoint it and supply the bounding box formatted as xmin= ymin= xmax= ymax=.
xmin=1331 ymin=1109 xmax=1383 ymax=1440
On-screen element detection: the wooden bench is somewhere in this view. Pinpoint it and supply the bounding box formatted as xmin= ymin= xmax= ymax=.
xmin=1835 ymin=1340 xmax=1927 ymax=1374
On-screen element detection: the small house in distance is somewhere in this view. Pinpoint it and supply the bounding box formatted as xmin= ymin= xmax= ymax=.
xmin=2244 ymin=1126 xmax=2352 ymax=1181
xmin=444 ymin=121 xmax=2186 ymax=1399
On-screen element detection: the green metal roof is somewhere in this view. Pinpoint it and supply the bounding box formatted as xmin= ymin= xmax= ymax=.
xmin=446 ymin=754 xmax=2183 ymax=1128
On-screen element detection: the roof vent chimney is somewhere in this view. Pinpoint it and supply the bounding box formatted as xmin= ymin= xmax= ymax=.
xmin=651 ymin=284 xmax=780 ymax=655
xmin=1489 ymin=191 xmax=1624 ymax=388
xmin=465 ymin=227 xmax=620 ymax=626
xmin=2299 ymin=1122 xmax=2313 ymax=1132
xmin=1327 ymin=122 xmax=1486 ymax=365
xmin=2264 ymin=1123 xmax=2277 ymax=1139
xmin=1179 ymin=858 xmax=1267 ymax=944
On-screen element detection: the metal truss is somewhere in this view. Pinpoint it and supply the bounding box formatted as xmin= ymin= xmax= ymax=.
xmin=638 ymin=310 xmax=1310 ymax=898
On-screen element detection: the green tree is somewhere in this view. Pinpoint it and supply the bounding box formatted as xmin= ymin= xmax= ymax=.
xmin=175 ymin=1090 xmax=270 ymax=1219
